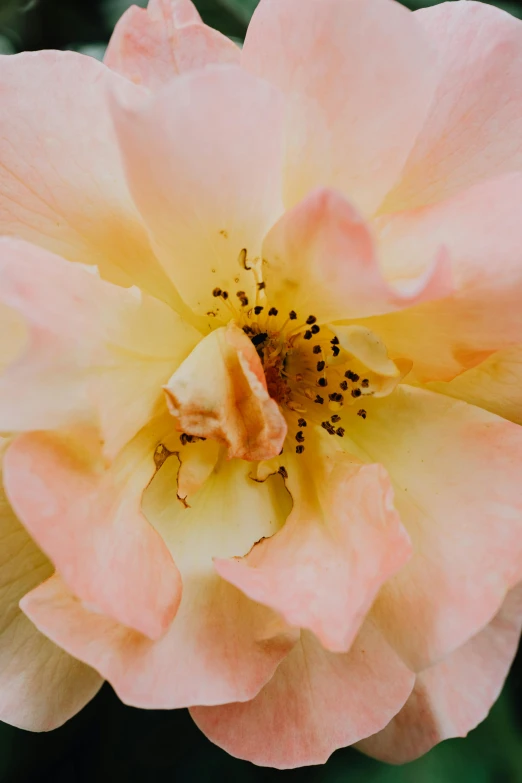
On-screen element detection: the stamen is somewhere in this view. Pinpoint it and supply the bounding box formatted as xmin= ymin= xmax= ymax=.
xmin=303 ymin=330 xmax=313 ymax=340
xmin=361 ymin=379 xmax=370 ymax=388
xmin=339 ymin=380 xmax=348 ymax=391
xmin=298 ymin=418 xmax=307 ymax=428
xmin=332 ymin=345 xmax=340 ymax=357
xmin=358 ymin=409 xmax=367 ymax=419
xmin=236 ymin=291 xmax=249 ymax=307
xmin=336 ymin=427 xmax=345 ymax=437
xmin=212 ymin=288 xmax=222 ymax=297
xmin=239 ymin=248 xmax=251 ymax=271
xmin=351 ymin=388 xmax=362 ymax=398
xmin=317 ymin=377 xmax=328 ymax=387
xmin=278 ymin=466 xmax=288 ymax=479
xmin=296 ymin=445 xmax=305 ymax=454
xmin=331 ymin=414 xmax=341 ymax=423
xmin=315 ymin=395 xmax=324 ymax=404
xmin=306 ymin=315 xmax=317 ymax=325
xmin=289 ymin=310 xmax=298 ymax=320
xmin=316 ymin=361 xmax=325 ymax=372
xmin=311 ymin=325 xmax=320 ymax=335
xmin=296 ymin=431 xmax=305 ymax=443
xmin=312 ymin=345 xmax=322 ymax=355
xmin=268 ymin=307 xmax=279 ymax=316
xmin=254 ymin=305 xmax=264 ymax=315
xmin=345 ymin=370 xmax=360 ymax=382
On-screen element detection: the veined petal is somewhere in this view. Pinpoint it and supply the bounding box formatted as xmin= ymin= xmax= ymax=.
xmin=341 ymin=386 xmax=522 ymax=670
xmin=384 ymin=1 xmax=522 ymax=212
xmin=261 ymin=188 xmax=451 ymax=324
xmin=4 ymin=421 xmax=182 ymax=640
xmin=164 ymin=324 xmax=287 ymax=461
xmin=21 ymin=460 xmax=298 ymax=709
xmin=216 ymin=441 xmax=411 ymax=653
xmin=0 ymin=439 xmax=102 ymax=731
xmin=191 ymin=625 xmax=414 ymax=769
xmin=0 ymin=51 xmax=177 ymax=305
xmin=364 ymin=174 xmax=522 ymax=382
xmin=0 ymin=239 xmax=199 ymax=457
xmin=358 ymin=583 xmax=522 ymax=763
xmin=105 ymin=0 xmax=239 ymax=89
xmin=110 ymin=65 xmax=285 ymax=316
xmin=243 ymin=0 xmax=437 ymax=216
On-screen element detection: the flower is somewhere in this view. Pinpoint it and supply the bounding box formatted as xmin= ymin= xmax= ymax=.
xmin=1 ymin=0 xmax=522 ymax=768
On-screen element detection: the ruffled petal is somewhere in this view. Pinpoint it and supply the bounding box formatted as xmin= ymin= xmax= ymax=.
xmin=110 ymin=65 xmax=285 ymax=315
xmin=105 ymin=0 xmax=239 ymax=89
xmin=242 ymin=0 xmax=437 ymax=215
xmin=21 ymin=459 xmax=298 ymax=708
xmin=0 ymin=239 xmax=199 ymax=457
xmin=0 ymin=440 xmax=102 ymax=731
xmin=216 ymin=442 xmax=411 ymax=652
xmin=4 ymin=421 xmax=182 ymax=640
xmin=340 ymin=385 xmax=522 ymax=670
xmin=190 ymin=624 xmax=414 ymax=769
xmin=384 ymin=1 xmax=522 ymax=211
xmin=358 ymin=583 xmax=522 ymax=763
xmin=0 ymin=51 xmax=176 ymax=304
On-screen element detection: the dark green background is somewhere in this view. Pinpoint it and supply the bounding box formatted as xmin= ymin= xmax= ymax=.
xmin=0 ymin=0 xmax=521 ymax=780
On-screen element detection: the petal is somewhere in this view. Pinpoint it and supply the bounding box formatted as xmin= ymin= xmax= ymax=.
xmin=216 ymin=443 xmax=411 ymax=652
xmin=0 ymin=50 xmax=177 ymax=305
xmin=110 ymin=65 xmax=285 ymax=315
xmin=191 ymin=624 xmax=414 ymax=769
xmin=242 ymin=0 xmax=437 ymax=216
xmin=0 ymin=239 xmax=199 ymax=457
xmin=4 ymin=421 xmax=182 ymax=640
xmin=427 ymin=346 xmax=522 ymax=426
xmin=341 ymin=385 xmax=522 ymax=670
xmin=21 ymin=459 xmax=297 ymax=709
xmin=358 ymin=583 xmax=522 ymax=763
xmin=261 ymin=188 xmax=451 ymax=324
xmin=384 ymin=1 xmax=522 ymax=212
xmin=105 ymin=0 xmax=239 ymax=89
xmin=364 ymin=174 xmax=522 ymax=382
xmin=164 ymin=324 xmax=287 ymax=461
xmin=0 ymin=440 xmax=102 ymax=731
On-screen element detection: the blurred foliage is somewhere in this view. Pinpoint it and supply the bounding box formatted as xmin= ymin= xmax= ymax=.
xmin=0 ymin=0 xmax=522 ymax=780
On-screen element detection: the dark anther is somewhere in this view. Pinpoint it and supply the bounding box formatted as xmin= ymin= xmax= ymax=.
xmin=311 ymin=324 xmax=320 ymax=335
xmin=316 ymin=361 xmax=325 ymax=372
xmin=242 ymin=325 xmax=253 ymax=335
xmin=315 ymin=395 xmax=324 ymax=404
xmin=289 ymin=310 xmax=297 ymax=320
xmin=331 ymin=336 xmax=340 ymax=345
xmin=296 ymin=431 xmax=305 ymax=443
xmin=336 ymin=427 xmax=346 ymax=437
xmin=340 ymin=380 xmax=348 ymax=391
xmin=332 ymin=345 xmax=340 ymax=357
xmin=254 ymin=305 xmax=264 ymax=315
xmin=236 ymin=291 xmax=249 ymax=306
xmin=212 ymin=287 xmax=222 ymax=297
xmin=351 ymin=388 xmax=362 ymax=398
xmin=306 ymin=315 xmax=317 ymax=325
xmin=239 ymin=248 xmax=251 ymax=270
xmin=221 ymin=291 xmax=229 ymax=300
xmin=321 ymin=421 xmax=335 ymax=434
xmin=313 ymin=345 xmax=322 ymax=355
xmin=317 ymin=377 xmax=328 ymax=387
xmin=304 ymin=330 xmax=313 ymax=340
xmin=180 ymin=433 xmax=192 ymax=445
xmin=268 ymin=307 xmax=279 ymax=316
xmin=361 ymin=379 xmax=370 ymax=388
xmin=298 ymin=418 xmax=307 ymax=428
xmin=329 ymin=392 xmax=343 ymax=402
xmin=357 ymin=409 xmax=367 ymax=419
xmin=345 ymin=370 xmax=360 ymax=382
xmin=257 ymin=281 xmax=266 ymax=290
xmin=331 ymin=414 xmax=341 ymax=423
xmin=296 ymin=445 xmax=305 ymax=454
xmin=278 ymin=466 xmax=288 ymax=479
xmin=252 ymin=332 xmax=268 ymax=347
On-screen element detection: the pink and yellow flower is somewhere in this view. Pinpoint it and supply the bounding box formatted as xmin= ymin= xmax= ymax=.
xmin=1 ymin=0 xmax=522 ymax=768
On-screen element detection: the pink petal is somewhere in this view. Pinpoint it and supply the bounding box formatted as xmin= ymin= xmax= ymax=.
xmin=384 ymin=1 xmax=522 ymax=211
xmin=110 ymin=64 xmax=285 ymax=315
xmin=366 ymin=174 xmax=522 ymax=382
xmin=262 ymin=188 xmax=451 ymax=323
xmin=0 ymin=238 xmax=198 ymax=457
xmin=343 ymin=385 xmax=522 ymax=670
xmin=242 ymin=0 xmax=437 ymax=215
xmin=0 ymin=441 xmax=102 ymax=731
xmin=216 ymin=450 xmax=411 ymax=652
xmin=0 ymin=50 xmax=175 ymax=305
xmin=164 ymin=324 xmax=287 ymax=461
xmin=21 ymin=460 xmax=298 ymax=708
xmin=4 ymin=424 xmax=182 ymax=640
xmin=191 ymin=624 xmax=414 ymax=769
xmin=105 ymin=0 xmax=239 ymax=89
xmin=359 ymin=583 xmax=522 ymax=763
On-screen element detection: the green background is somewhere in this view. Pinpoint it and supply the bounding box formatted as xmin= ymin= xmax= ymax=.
xmin=0 ymin=0 xmax=521 ymax=780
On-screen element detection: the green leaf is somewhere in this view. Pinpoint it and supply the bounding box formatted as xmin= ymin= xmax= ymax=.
xmin=215 ymin=0 xmax=259 ymax=26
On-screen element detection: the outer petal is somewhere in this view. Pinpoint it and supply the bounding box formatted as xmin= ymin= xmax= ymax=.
xmin=261 ymin=188 xmax=451 ymax=323
xmin=428 ymin=346 xmax=522 ymax=426
xmin=242 ymin=0 xmax=437 ymax=216
xmin=105 ymin=0 xmax=239 ymax=89
xmin=365 ymin=174 xmax=522 ymax=382
xmin=0 ymin=440 xmax=102 ymax=731
xmin=358 ymin=584 xmax=522 ymax=763
xmin=216 ymin=446 xmax=411 ymax=652
xmin=110 ymin=66 xmax=285 ymax=316
xmin=21 ymin=459 xmax=298 ymax=709
xmin=342 ymin=386 xmax=522 ymax=670
xmin=0 ymin=239 xmax=199 ymax=457
xmin=384 ymin=1 xmax=522 ymax=212
xmin=4 ymin=421 xmax=182 ymax=641
xmin=164 ymin=324 xmax=287 ymax=461
xmin=0 ymin=51 xmax=177 ymax=305
xmin=191 ymin=625 xmax=415 ymax=769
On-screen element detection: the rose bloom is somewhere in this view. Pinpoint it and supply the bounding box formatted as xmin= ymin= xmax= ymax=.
xmin=1 ymin=0 xmax=522 ymax=769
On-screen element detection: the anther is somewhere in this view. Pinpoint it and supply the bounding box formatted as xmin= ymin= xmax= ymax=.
xmin=236 ymin=291 xmax=249 ymax=306
xmin=306 ymin=315 xmax=317 ymax=325
xmin=361 ymin=379 xmax=369 ymax=388
xmin=257 ymin=282 xmax=266 ymax=291
xmin=339 ymin=380 xmax=348 ymax=391
xmin=296 ymin=445 xmax=305 ymax=454
xmin=358 ymin=409 xmax=367 ymax=419
xmin=331 ymin=336 xmax=340 ymax=345
xmin=221 ymin=291 xmax=229 ymax=300
xmin=317 ymin=377 xmax=328 ymax=387
xmin=351 ymin=388 xmax=362 ymax=398
xmin=332 ymin=345 xmax=340 ymax=357
xmin=298 ymin=418 xmax=307 ymax=428
xmin=289 ymin=310 xmax=297 ymax=320
xmin=278 ymin=466 xmax=288 ymax=479
xmin=329 ymin=392 xmax=343 ymax=402
xmin=296 ymin=431 xmax=305 ymax=443
xmin=345 ymin=370 xmax=360 ymax=382
xmin=239 ymin=248 xmax=251 ymax=270
xmin=331 ymin=414 xmax=341 ymax=423
xmin=336 ymin=427 xmax=346 ymax=437
xmin=303 ymin=330 xmax=313 ymax=340
xmin=315 ymin=395 xmax=324 ymax=404
xmin=212 ymin=287 xmax=222 ymax=297
xmin=254 ymin=305 xmax=264 ymax=315
xmin=252 ymin=332 xmax=268 ymax=347
xmin=312 ymin=345 xmax=322 ymax=355
xmin=268 ymin=307 xmax=279 ymax=316
xmin=316 ymin=361 xmax=325 ymax=372
xmin=242 ymin=325 xmax=254 ymax=335
xmin=311 ymin=325 xmax=320 ymax=335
